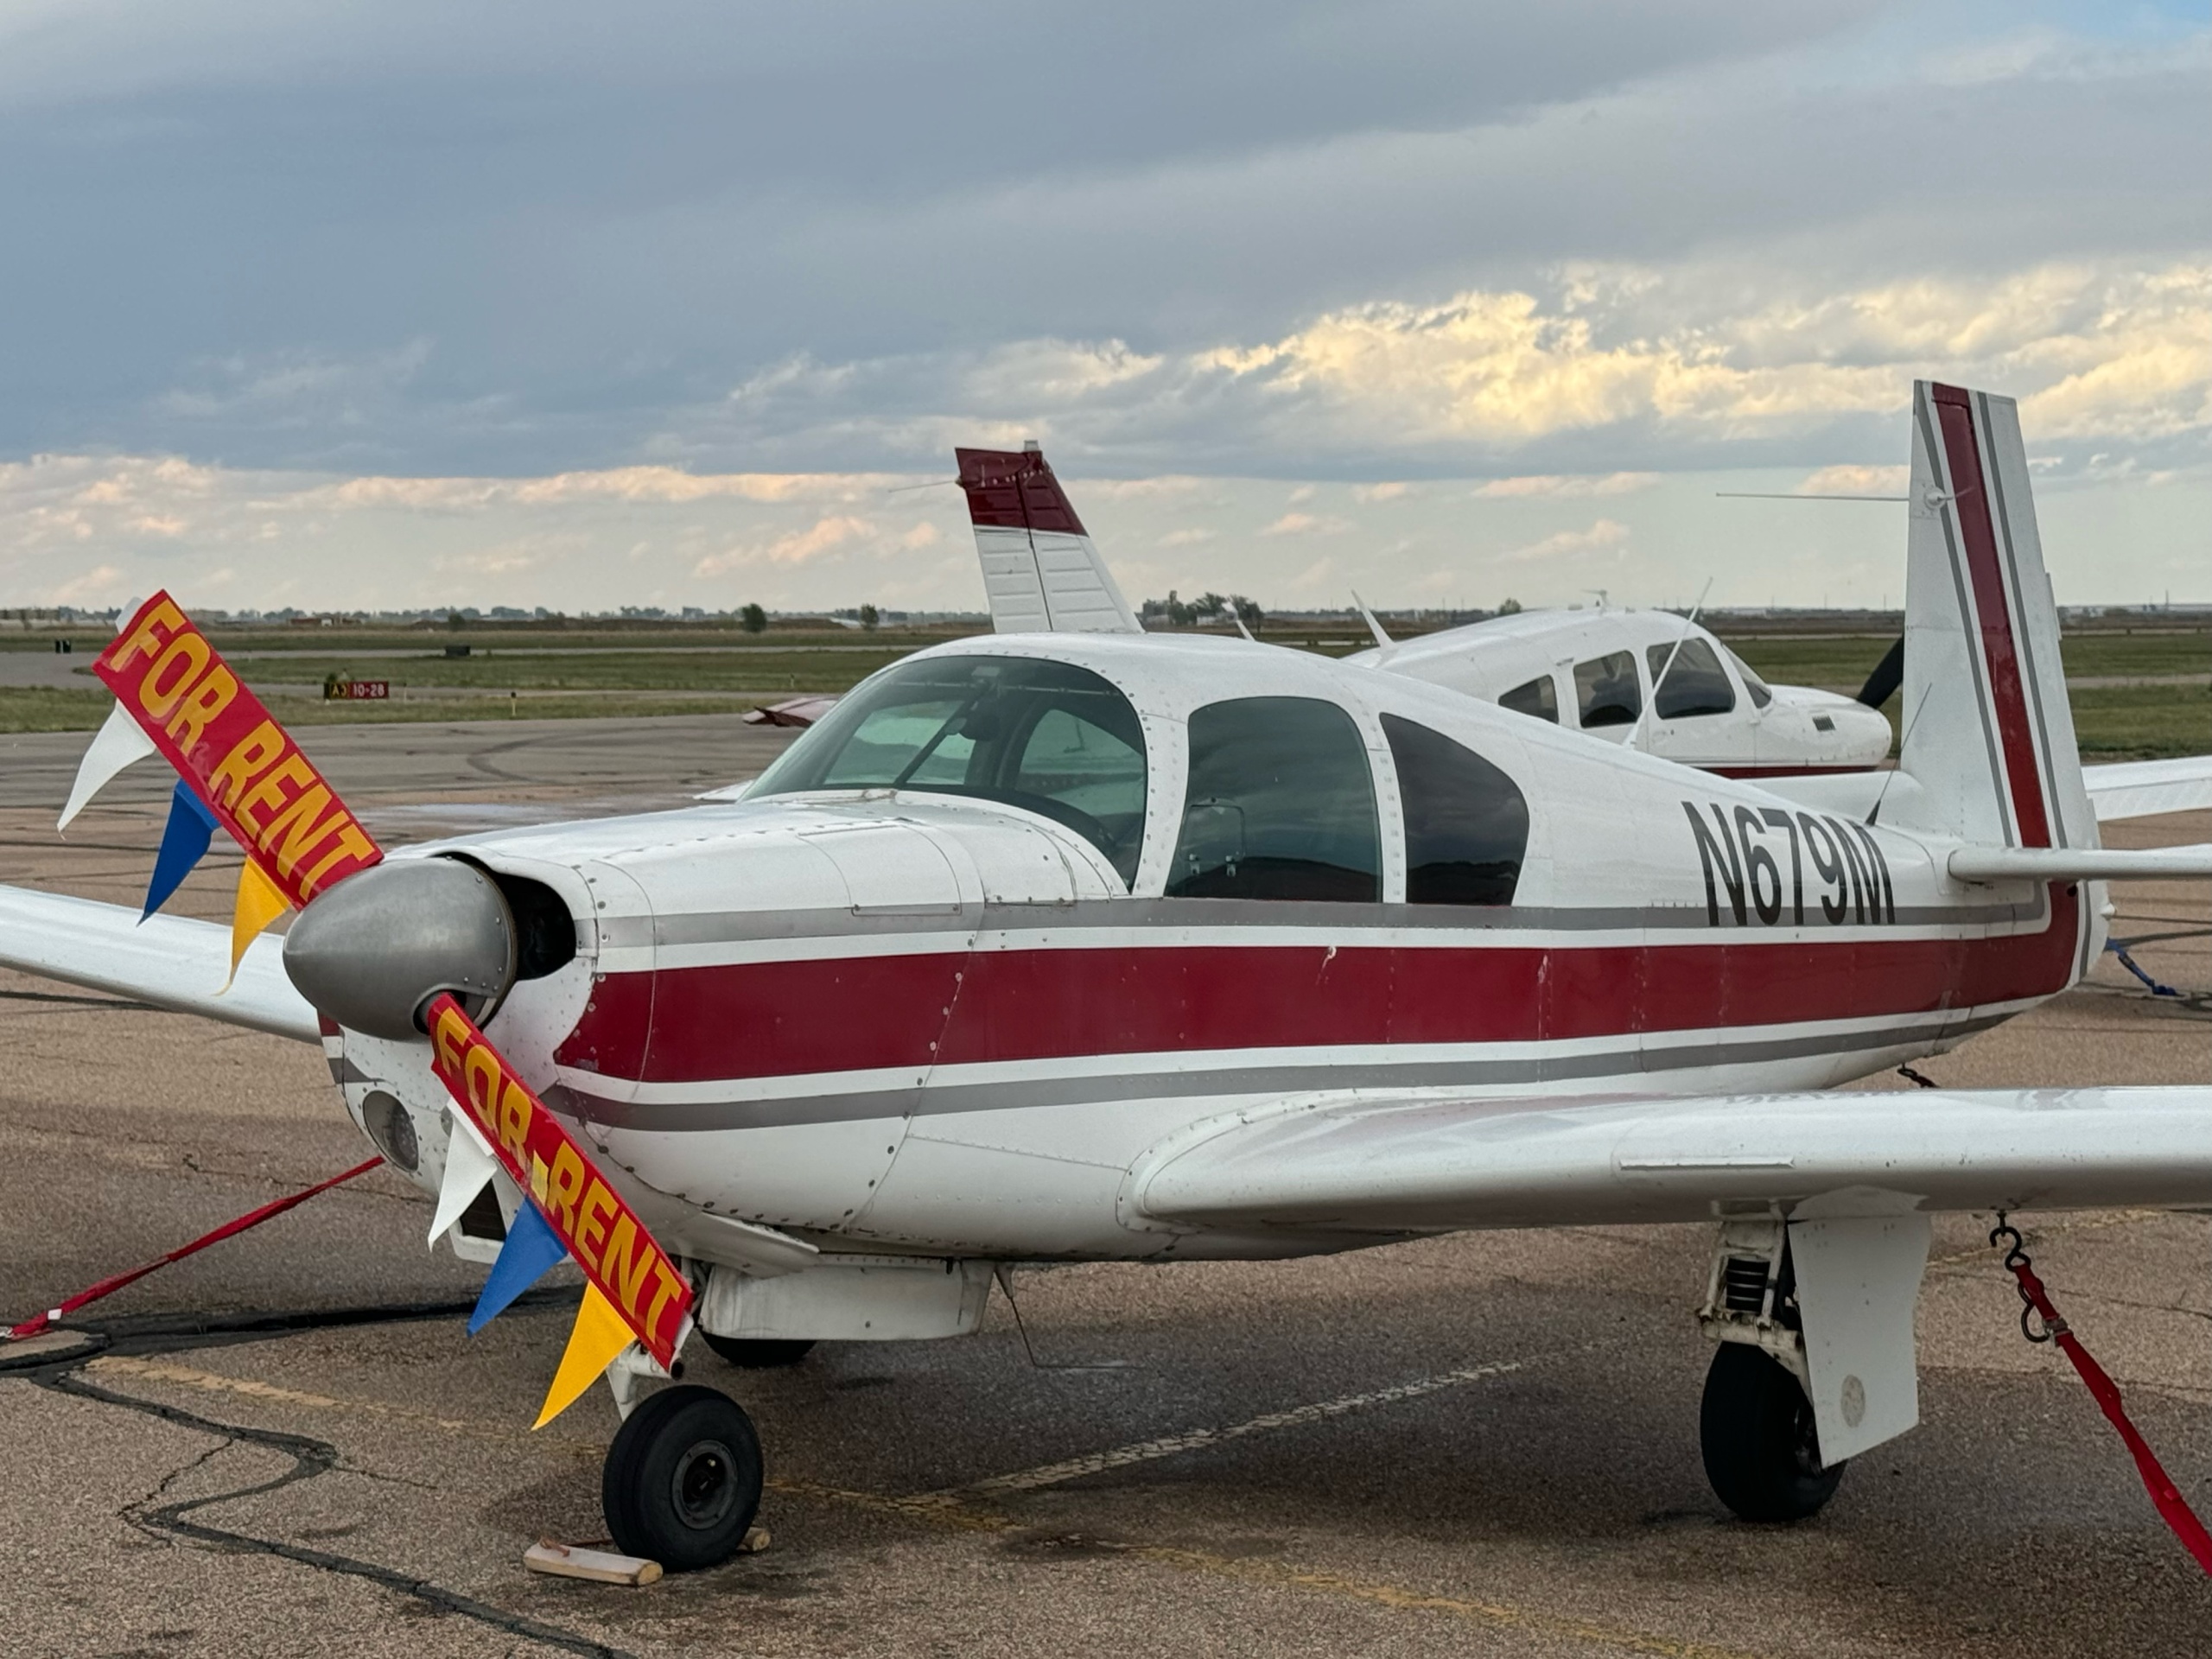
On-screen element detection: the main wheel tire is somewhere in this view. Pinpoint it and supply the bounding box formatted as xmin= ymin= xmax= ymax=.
xmin=602 ymin=1385 xmax=764 ymax=1571
xmin=1700 ymin=1343 xmax=1846 ymax=1522
xmin=702 ymin=1334 xmax=816 ymax=1369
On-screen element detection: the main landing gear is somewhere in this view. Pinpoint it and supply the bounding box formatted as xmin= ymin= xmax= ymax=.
xmin=1700 ymin=1343 xmax=1845 ymax=1522
xmin=1697 ymin=1216 xmax=1851 ymax=1524
xmin=603 ymin=1385 xmax=765 ymax=1570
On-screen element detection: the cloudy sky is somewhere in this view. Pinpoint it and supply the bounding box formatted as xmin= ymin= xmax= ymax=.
xmin=3 ymin=1 xmax=2206 ymax=613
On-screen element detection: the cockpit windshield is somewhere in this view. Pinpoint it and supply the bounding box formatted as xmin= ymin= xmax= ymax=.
xmin=1723 ymin=646 xmax=1774 ymax=709
xmin=747 ymin=654 xmax=1148 ymax=885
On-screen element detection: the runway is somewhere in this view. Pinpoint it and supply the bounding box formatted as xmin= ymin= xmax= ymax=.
xmin=2 ymin=716 xmax=2208 ymax=1658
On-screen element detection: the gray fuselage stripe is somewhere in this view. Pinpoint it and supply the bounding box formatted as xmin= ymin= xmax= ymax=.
xmin=640 ymin=892 xmax=2048 ymax=952
xmin=557 ymin=1014 xmax=2005 ymax=1134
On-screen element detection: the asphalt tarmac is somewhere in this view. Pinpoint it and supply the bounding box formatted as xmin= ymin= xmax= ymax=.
xmin=2 ymin=716 xmax=2208 ymax=1659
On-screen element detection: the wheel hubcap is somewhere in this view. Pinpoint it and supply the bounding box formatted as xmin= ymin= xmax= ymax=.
xmin=671 ymin=1439 xmax=737 ymax=1531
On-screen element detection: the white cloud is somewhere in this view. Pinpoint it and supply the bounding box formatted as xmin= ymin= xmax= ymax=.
xmin=1472 ymin=472 xmax=1660 ymax=498
xmin=1262 ymin=511 xmax=1349 ymax=537
xmin=1796 ymin=463 xmax=1908 ymax=495
xmin=1498 ymin=518 xmax=1632 ymax=564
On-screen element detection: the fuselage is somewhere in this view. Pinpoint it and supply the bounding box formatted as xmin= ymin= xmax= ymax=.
xmin=335 ymin=633 xmax=2094 ymax=1265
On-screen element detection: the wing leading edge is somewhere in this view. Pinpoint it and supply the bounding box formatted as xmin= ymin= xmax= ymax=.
xmin=1132 ymin=1086 xmax=2212 ymax=1233
xmin=0 ymin=884 xmax=318 ymax=1042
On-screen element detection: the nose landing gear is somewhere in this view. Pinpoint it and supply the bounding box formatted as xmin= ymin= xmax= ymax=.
xmin=602 ymin=1384 xmax=765 ymax=1570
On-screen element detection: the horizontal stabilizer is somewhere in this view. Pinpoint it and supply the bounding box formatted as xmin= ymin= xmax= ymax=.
xmin=1948 ymin=843 xmax=2212 ymax=882
xmin=1135 ymin=1085 xmax=2212 ymax=1233
xmin=0 ymin=884 xmax=317 ymax=1041
xmin=2084 ymin=757 xmax=2212 ymax=823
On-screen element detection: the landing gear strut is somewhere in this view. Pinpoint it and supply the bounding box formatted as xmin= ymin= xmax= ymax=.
xmin=602 ymin=1384 xmax=764 ymax=1570
xmin=1700 ymin=1340 xmax=1846 ymax=1522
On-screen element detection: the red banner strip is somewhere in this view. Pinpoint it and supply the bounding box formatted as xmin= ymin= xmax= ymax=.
xmin=2006 ymin=1255 xmax=2212 ymax=1574
xmin=425 ymin=994 xmax=692 ymax=1368
xmin=93 ymin=592 xmax=382 ymax=910
xmin=7 ymin=1158 xmax=385 ymax=1340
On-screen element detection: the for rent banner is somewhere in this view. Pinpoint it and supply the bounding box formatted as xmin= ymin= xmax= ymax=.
xmin=426 ymin=993 xmax=693 ymax=1369
xmin=94 ymin=593 xmax=382 ymax=909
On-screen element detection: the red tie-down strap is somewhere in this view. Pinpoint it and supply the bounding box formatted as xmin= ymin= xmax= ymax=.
xmin=1993 ymin=1222 xmax=2212 ymax=1574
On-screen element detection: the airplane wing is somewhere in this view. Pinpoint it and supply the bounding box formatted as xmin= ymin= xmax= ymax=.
xmin=0 ymin=884 xmax=319 ymax=1042
xmin=2084 ymin=757 xmax=2212 ymax=823
xmin=1131 ymin=1086 xmax=2212 ymax=1234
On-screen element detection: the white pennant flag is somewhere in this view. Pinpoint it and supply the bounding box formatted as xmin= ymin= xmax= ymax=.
xmin=427 ymin=1103 xmax=504 ymax=1245
xmin=59 ymin=702 xmax=159 ymax=832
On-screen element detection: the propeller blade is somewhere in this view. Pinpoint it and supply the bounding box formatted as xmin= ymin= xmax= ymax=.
xmin=424 ymin=992 xmax=694 ymax=1373
xmin=1857 ymin=636 xmax=1904 ymax=708
xmin=92 ymin=593 xmax=384 ymax=912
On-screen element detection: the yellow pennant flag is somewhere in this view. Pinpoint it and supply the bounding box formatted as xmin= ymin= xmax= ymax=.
xmin=535 ymin=1284 xmax=636 ymax=1429
xmin=225 ymin=859 xmax=292 ymax=988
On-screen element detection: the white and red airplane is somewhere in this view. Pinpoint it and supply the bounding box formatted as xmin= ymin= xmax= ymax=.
xmin=4 ymin=383 xmax=2211 ymax=1574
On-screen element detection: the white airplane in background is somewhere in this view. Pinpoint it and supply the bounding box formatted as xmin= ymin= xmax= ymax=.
xmin=957 ymin=444 xmax=2212 ymax=818
xmin=1344 ymin=605 xmax=1897 ymax=779
xmin=4 ymin=384 xmax=2212 ymax=1580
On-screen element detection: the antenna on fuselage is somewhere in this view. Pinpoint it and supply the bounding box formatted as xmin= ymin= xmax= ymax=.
xmin=1232 ymin=611 xmax=1256 ymax=642
xmin=1351 ymin=591 xmax=1394 ymax=661
xmin=1624 ymin=577 xmax=1713 ymax=754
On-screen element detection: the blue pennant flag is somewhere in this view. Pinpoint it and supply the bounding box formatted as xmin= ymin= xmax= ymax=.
xmin=467 ymin=1198 xmax=569 ymax=1335
xmin=140 ymin=779 xmax=219 ymax=921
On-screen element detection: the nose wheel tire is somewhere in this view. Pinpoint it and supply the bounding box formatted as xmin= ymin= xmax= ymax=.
xmin=702 ymin=1334 xmax=816 ymax=1369
xmin=602 ymin=1385 xmax=764 ymax=1571
xmin=1700 ymin=1343 xmax=1846 ymax=1522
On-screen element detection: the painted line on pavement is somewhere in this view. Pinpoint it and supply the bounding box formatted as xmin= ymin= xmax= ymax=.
xmin=943 ymin=1355 xmax=1535 ymax=1499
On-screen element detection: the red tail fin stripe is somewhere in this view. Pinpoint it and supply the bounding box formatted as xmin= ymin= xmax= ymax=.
xmin=956 ymin=447 xmax=1088 ymax=537
xmin=1930 ymin=385 xmax=2051 ymax=849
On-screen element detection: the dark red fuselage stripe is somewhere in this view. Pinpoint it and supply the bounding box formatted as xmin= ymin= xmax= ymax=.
xmin=1932 ymin=384 xmax=2050 ymax=849
xmin=562 ymin=888 xmax=2080 ymax=1085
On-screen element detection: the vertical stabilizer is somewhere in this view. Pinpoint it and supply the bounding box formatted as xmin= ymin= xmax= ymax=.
xmin=1897 ymin=383 xmax=2093 ymax=852
xmin=957 ymin=445 xmax=1140 ymax=634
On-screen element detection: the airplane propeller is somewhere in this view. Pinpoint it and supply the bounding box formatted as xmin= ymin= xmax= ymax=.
xmin=1857 ymin=636 xmax=1904 ymax=708
xmin=75 ymin=592 xmax=693 ymax=1422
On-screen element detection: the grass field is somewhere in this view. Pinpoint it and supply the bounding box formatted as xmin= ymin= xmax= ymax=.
xmin=4 ymin=622 xmax=2202 ymax=756
xmin=202 ymin=647 xmax=917 ymax=694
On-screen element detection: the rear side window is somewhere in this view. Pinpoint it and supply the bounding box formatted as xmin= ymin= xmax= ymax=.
xmin=1382 ymin=715 xmax=1528 ymax=906
xmin=1169 ymin=697 xmax=1378 ymax=902
xmin=1574 ymin=652 xmax=1642 ymax=728
xmin=1644 ymin=639 xmax=1737 ymax=719
xmin=1499 ymin=675 xmax=1558 ymax=723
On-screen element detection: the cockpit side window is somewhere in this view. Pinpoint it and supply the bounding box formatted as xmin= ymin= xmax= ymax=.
xmin=1573 ymin=651 xmax=1643 ymax=728
xmin=1382 ymin=714 xmax=1527 ymax=906
xmin=1498 ymin=675 xmax=1558 ymax=723
xmin=1644 ymin=639 xmax=1737 ymax=720
xmin=1168 ymin=696 xmax=1378 ymax=902
xmin=748 ymin=654 xmax=1147 ymax=884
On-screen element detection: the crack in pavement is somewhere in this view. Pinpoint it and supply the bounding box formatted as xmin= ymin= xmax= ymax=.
xmin=42 ymin=1367 xmax=632 ymax=1659
xmin=58 ymin=1338 xmax=1752 ymax=1659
